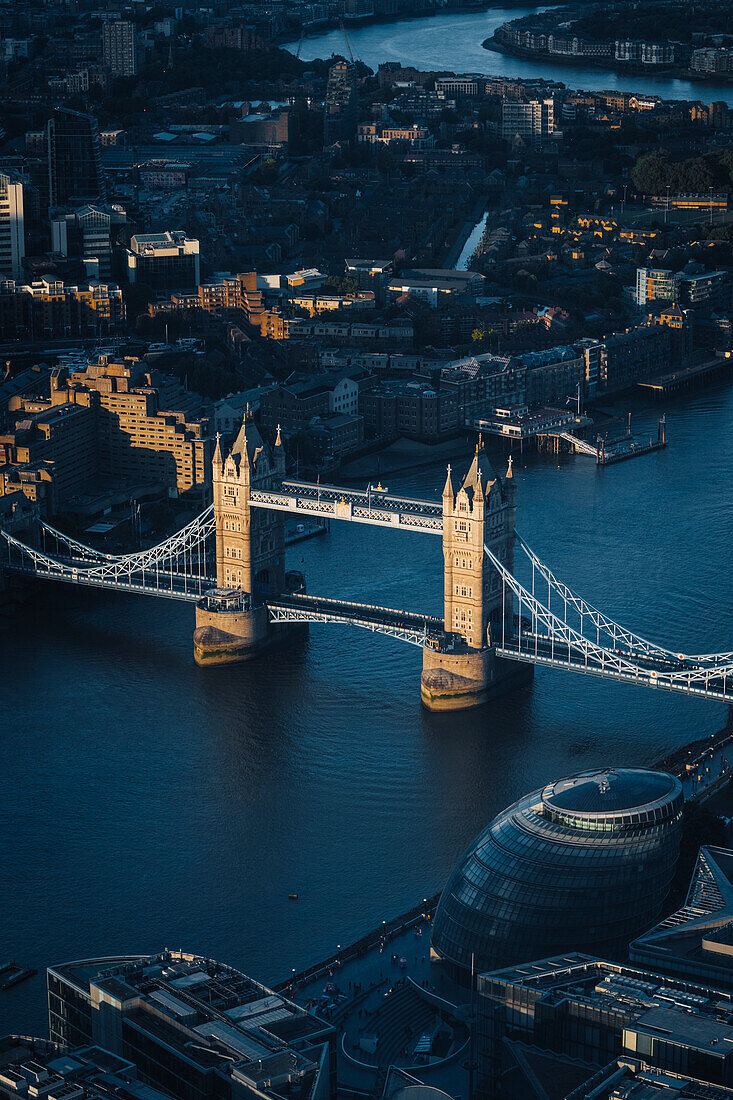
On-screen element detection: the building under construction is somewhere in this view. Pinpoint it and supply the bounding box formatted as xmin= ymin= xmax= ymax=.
xmin=324 ymin=60 xmax=358 ymax=144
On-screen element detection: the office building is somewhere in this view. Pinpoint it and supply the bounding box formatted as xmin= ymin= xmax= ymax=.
xmin=566 ymin=1058 xmax=733 ymax=1099
xmin=501 ymin=97 xmax=555 ymax=142
xmin=126 ymin=232 xmax=200 ymax=291
xmin=0 ymin=1035 xmax=173 ymax=1100
xmin=51 ymin=205 xmax=126 ymax=281
xmin=631 ymin=845 xmax=733 ymax=991
xmin=47 ymin=110 xmax=106 ymax=208
xmin=477 ymin=954 xmax=733 ymax=1098
xmin=102 ymin=21 xmax=137 ymax=77
xmin=386 ymin=268 xmax=484 ymax=309
xmin=0 ymin=173 xmax=25 ymax=281
xmin=46 ymin=949 xmax=335 ymax=1100
xmin=431 ymin=768 xmax=683 ymax=981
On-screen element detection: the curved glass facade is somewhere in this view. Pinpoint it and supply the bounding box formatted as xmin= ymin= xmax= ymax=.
xmin=431 ymin=769 xmax=683 ymax=979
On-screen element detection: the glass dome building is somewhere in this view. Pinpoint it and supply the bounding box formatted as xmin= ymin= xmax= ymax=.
xmin=431 ymin=768 xmax=683 ymax=980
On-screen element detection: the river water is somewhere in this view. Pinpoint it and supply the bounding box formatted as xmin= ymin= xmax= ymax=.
xmin=285 ymin=7 xmax=733 ymax=104
xmin=2 ymin=384 xmax=733 ymax=1036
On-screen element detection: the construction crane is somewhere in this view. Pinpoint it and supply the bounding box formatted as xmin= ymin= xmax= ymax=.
xmin=339 ymin=18 xmax=355 ymax=64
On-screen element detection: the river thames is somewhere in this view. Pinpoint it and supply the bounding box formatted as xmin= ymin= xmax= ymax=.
xmin=285 ymin=7 xmax=733 ymax=104
xmin=2 ymin=384 xmax=733 ymax=1036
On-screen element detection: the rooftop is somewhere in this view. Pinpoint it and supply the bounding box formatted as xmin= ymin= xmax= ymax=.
xmin=48 ymin=952 xmax=332 ymax=1100
xmin=543 ymin=768 xmax=681 ymax=817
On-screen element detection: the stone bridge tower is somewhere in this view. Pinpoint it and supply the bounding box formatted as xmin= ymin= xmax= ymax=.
xmin=212 ymin=413 xmax=286 ymax=597
xmin=194 ymin=411 xmax=289 ymax=665
xmin=421 ymin=440 xmax=530 ymax=711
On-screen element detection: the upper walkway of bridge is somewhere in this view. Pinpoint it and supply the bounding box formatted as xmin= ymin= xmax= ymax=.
xmin=249 ymin=479 xmax=443 ymax=534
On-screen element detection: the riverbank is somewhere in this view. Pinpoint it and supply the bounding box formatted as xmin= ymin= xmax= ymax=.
xmin=483 ymin=33 xmax=733 ymax=86
xmin=278 ymin=0 xmax=554 ymax=51
xmin=286 ymin=10 xmax=733 ymax=103
xmin=273 ymin=717 xmax=733 ymax=1001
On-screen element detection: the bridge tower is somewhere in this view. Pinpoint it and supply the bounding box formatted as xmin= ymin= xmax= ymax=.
xmin=193 ymin=411 xmax=289 ymax=666
xmin=421 ymin=441 xmax=531 ymax=710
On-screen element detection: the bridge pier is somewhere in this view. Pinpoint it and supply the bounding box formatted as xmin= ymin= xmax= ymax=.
xmin=194 ymin=599 xmax=270 ymax=666
xmin=421 ymin=645 xmax=532 ymax=711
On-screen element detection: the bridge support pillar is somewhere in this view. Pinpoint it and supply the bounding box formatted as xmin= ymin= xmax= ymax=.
xmin=421 ymin=645 xmax=532 ymax=712
xmin=194 ymin=603 xmax=271 ymax=666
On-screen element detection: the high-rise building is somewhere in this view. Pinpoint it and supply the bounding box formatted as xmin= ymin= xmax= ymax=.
xmin=47 ymin=109 xmax=106 ymax=208
xmin=0 ymin=173 xmax=24 ymax=281
xmin=102 ymin=20 xmax=138 ymax=76
xmin=431 ymin=768 xmax=683 ymax=981
xmin=323 ymin=61 xmax=358 ymax=144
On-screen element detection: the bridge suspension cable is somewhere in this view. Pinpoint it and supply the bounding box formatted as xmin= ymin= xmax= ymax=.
xmin=1 ymin=505 xmax=216 ymax=599
xmin=485 ymin=542 xmax=733 ymax=701
xmin=40 ymin=520 xmax=118 ymax=561
xmin=515 ymin=531 xmax=733 ymax=667
xmin=39 ymin=505 xmax=215 ymax=567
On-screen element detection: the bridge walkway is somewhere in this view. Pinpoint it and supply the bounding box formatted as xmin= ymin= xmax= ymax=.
xmin=250 ymin=479 xmax=443 ymax=534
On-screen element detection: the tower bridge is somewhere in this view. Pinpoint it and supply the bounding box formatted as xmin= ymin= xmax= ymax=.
xmin=3 ymin=411 xmax=733 ymax=711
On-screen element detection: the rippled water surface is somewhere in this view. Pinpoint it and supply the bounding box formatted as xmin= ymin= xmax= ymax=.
xmin=2 ymin=386 xmax=733 ymax=1035
xmin=285 ymin=9 xmax=733 ymax=104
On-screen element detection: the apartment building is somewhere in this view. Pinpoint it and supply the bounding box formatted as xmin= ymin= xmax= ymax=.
xmin=501 ymin=97 xmax=556 ymax=142
xmin=360 ymin=380 xmax=459 ymax=441
xmin=0 ymin=277 xmax=125 ymax=341
xmin=0 ymin=399 xmax=97 ymax=511
xmin=2 ymin=358 xmax=211 ymax=510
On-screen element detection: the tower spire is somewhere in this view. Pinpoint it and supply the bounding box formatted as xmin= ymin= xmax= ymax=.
xmin=442 ymin=463 xmax=454 ymax=500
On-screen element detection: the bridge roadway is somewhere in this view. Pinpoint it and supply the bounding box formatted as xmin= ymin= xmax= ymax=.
xmin=497 ymin=635 xmax=733 ymax=703
xmin=267 ymin=591 xmax=445 ymax=647
xmin=5 ymin=557 xmax=206 ymax=601
xmin=249 ymin=479 xmax=443 ymax=534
